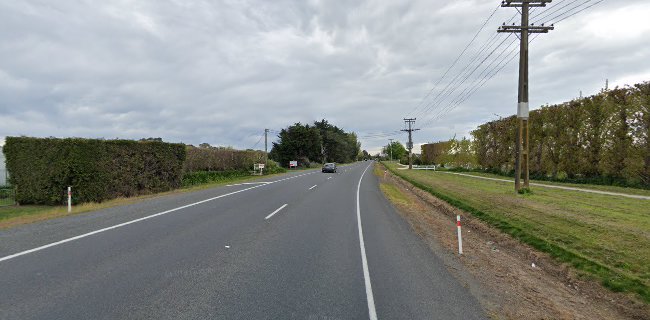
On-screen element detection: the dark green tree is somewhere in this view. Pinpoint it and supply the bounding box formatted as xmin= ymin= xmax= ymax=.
xmin=314 ymin=120 xmax=360 ymax=163
xmin=270 ymin=123 xmax=322 ymax=167
xmin=270 ymin=120 xmax=361 ymax=166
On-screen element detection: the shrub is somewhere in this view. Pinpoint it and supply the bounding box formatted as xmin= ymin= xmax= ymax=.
xmin=182 ymin=170 xmax=250 ymax=187
xmin=4 ymin=137 xmax=186 ymax=205
xmin=263 ymin=160 xmax=287 ymax=174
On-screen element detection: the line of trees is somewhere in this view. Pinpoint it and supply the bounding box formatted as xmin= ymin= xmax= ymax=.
xmin=421 ymin=137 xmax=476 ymax=169
xmin=471 ymin=82 xmax=650 ymax=187
xmin=270 ymin=120 xmax=361 ymax=166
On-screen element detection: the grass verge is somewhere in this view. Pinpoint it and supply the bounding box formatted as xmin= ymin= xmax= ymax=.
xmin=375 ymin=166 xmax=409 ymax=206
xmin=0 ymin=171 xmax=291 ymax=229
xmin=383 ymin=162 xmax=650 ymax=303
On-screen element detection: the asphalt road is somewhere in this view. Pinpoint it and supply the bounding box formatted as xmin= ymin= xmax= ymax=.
xmin=0 ymin=162 xmax=485 ymax=319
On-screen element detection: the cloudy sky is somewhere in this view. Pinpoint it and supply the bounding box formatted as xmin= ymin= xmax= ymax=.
xmin=1 ymin=0 xmax=649 ymax=154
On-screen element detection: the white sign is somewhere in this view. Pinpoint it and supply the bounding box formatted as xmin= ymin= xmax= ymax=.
xmin=289 ymin=161 xmax=298 ymax=167
xmin=258 ymin=163 xmax=265 ymax=169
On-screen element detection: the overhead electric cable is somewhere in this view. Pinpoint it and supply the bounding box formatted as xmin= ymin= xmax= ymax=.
xmin=407 ymin=3 xmax=503 ymax=118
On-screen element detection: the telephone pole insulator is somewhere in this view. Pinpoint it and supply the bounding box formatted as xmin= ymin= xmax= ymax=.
xmin=401 ymin=118 xmax=420 ymax=170
xmin=497 ymin=0 xmax=553 ymax=193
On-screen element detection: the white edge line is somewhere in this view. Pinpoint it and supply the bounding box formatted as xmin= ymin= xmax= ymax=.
xmin=0 ymin=171 xmax=317 ymax=263
xmin=309 ymin=185 xmax=317 ymax=190
xmin=265 ymin=204 xmax=288 ymax=220
xmin=356 ymin=164 xmax=378 ymax=320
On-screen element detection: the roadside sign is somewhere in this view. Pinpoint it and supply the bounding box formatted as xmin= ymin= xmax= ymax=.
xmin=289 ymin=161 xmax=298 ymax=168
xmin=253 ymin=163 xmax=265 ymax=175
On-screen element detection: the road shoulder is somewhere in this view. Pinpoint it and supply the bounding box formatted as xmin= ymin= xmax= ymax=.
xmin=362 ymin=164 xmax=486 ymax=319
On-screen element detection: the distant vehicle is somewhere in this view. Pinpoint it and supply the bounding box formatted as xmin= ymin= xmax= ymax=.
xmin=322 ymin=163 xmax=337 ymax=173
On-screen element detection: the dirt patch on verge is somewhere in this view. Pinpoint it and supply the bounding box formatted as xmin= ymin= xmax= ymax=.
xmin=376 ymin=165 xmax=649 ymax=319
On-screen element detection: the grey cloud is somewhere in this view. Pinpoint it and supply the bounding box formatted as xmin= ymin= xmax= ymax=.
xmin=0 ymin=0 xmax=648 ymax=154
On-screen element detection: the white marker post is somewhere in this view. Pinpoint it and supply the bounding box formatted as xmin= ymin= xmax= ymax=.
xmin=67 ymin=186 xmax=72 ymax=213
xmin=456 ymin=215 xmax=463 ymax=255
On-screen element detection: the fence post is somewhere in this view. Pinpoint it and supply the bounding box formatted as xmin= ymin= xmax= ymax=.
xmin=457 ymin=215 xmax=463 ymax=255
xmin=67 ymin=186 xmax=72 ymax=213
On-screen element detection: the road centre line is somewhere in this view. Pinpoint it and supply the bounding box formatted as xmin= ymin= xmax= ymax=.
xmin=356 ymin=164 xmax=378 ymax=320
xmin=309 ymin=185 xmax=317 ymax=190
xmin=264 ymin=204 xmax=288 ymax=220
xmin=0 ymin=171 xmax=317 ymax=263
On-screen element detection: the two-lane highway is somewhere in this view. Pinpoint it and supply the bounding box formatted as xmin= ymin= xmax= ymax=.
xmin=0 ymin=162 xmax=485 ymax=319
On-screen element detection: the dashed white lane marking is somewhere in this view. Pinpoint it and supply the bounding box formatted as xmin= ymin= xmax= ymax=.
xmin=327 ymin=177 xmax=332 ymax=180
xmin=356 ymin=164 xmax=377 ymax=320
xmin=0 ymin=171 xmax=317 ymax=263
xmin=265 ymin=204 xmax=288 ymax=220
xmin=225 ymin=182 xmax=271 ymax=187
xmin=309 ymin=185 xmax=317 ymax=190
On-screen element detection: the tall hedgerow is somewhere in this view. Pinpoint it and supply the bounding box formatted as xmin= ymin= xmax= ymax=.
xmin=3 ymin=137 xmax=185 ymax=204
xmin=470 ymin=82 xmax=650 ymax=187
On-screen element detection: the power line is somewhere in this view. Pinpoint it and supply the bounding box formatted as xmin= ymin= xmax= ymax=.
xmin=538 ymin=0 xmax=592 ymax=23
xmin=249 ymin=133 xmax=264 ymax=150
xmin=530 ymin=0 xmax=575 ymax=22
xmin=412 ymin=34 xmax=512 ymax=121
xmin=418 ymin=0 xmax=602 ymax=129
xmin=407 ymin=3 xmax=502 ymax=118
xmin=547 ymin=0 xmax=604 ymax=24
xmin=421 ymin=36 xmax=527 ymax=127
xmin=358 ymin=131 xmax=402 ymax=139
xmin=421 ymin=39 xmax=521 ymax=127
xmin=361 ymin=0 xmax=604 ymax=140
xmin=364 ymin=5 xmax=521 ymax=138
xmin=411 ymin=10 xmax=523 ymax=121
xmin=416 ymin=34 xmax=516 ymax=123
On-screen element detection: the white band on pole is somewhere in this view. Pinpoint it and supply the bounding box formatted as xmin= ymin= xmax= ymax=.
xmin=517 ymin=102 xmax=529 ymax=119
xmin=456 ymin=215 xmax=463 ymax=255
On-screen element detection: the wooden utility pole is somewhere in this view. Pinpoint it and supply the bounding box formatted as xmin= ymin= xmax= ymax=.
xmin=388 ymin=138 xmax=394 ymax=162
xmin=264 ymin=129 xmax=269 ymax=166
xmin=498 ymin=0 xmax=553 ymax=192
xmin=401 ymin=118 xmax=420 ymax=170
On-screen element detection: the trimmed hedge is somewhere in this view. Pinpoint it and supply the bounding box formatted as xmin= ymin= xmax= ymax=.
xmin=184 ymin=146 xmax=265 ymax=172
xmin=4 ymin=137 xmax=186 ymax=205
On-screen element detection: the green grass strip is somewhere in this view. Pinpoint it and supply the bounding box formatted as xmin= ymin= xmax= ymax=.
xmin=383 ymin=162 xmax=650 ymax=303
